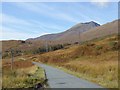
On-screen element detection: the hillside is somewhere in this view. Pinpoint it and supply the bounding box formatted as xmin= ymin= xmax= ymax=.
xmin=27 ymin=21 xmax=100 ymax=41
xmin=27 ymin=20 xmax=118 ymax=44
xmin=79 ymin=20 xmax=118 ymax=42
xmin=2 ymin=20 xmax=118 ymax=58
xmin=1 ymin=20 xmax=119 ymax=88
xmin=33 ymin=34 xmax=119 ymax=88
xmin=54 ymin=20 xmax=118 ymax=44
xmin=2 ymin=58 xmax=45 ymax=88
xmin=1 ymin=40 xmax=45 ymax=58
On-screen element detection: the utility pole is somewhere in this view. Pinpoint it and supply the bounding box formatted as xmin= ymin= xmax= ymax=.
xmin=49 ymin=41 xmax=52 ymax=51
xmin=79 ymin=30 xmax=81 ymax=45
xmin=45 ymin=41 xmax=48 ymax=52
xmin=10 ymin=49 xmax=14 ymax=71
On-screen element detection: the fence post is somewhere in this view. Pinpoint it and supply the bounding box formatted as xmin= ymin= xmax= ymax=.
xmin=10 ymin=49 xmax=14 ymax=71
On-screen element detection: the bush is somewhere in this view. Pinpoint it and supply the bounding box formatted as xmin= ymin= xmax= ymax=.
xmin=74 ymin=42 xmax=79 ymax=44
xmin=50 ymin=44 xmax=64 ymax=51
xmin=32 ymin=44 xmax=64 ymax=54
xmin=109 ymin=41 xmax=118 ymax=50
xmin=63 ymin=43 xmax=71 ymax=46
xmin=86 ymin=43 xmax=95 ymax=46
xmin=2 ymin=53 xmax=9 ymax=58
xmin=95 ymin=45 xmax=103 ymax=50
xmin=21 ymin=41 xmax=25 ymax=44
xmin=32 ymin=47 xmax=46 ymax=54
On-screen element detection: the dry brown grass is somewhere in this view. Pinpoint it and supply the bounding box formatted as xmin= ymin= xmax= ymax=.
xmin=61 ymin=51 xmax=118 ymax=88
xmin=2 ymin=59 xmax=45 ymax=88
xmin=0 ymin=60 xmax=2 ymax=89
xmin=3 ymin=60 xmax=33 ymax=70
xmin=34 ymin=35 xmax=118 ymax=88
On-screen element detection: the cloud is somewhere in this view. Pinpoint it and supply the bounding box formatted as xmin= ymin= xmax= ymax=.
xmin=2 ymin=2 xmax=116 ymax=40
xmin=14 ymin=2 xmax=79 ymax=23
xmin=1 ymin=0 xmax=90 ymax=2
xmin=1 ymin=13 xmax=66 ymax=40
xmin=2 ymin=13 xmax=32 ymax=26
xmin=2 ymin=13 xmax=64 ymax=32
xmin=0 ymin=13 xmax=2 ymax=39
xmin=30 ymin=20 xmax=65 ymax=31
xmin=14 ymin=2 xmax=106 ymax=24
xmin=1 ymin=0 xmax=119 ymax=3
xmin=90 ymin=0 xmax=109 ymax=7
xmin=1 ymin=27 xmax=49 ymax=40
xmin=2 ymin=13 xmax=38 ymax=34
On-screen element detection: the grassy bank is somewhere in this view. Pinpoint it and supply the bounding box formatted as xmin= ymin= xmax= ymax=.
xmin=2 ymin=60 xmax=45 ymax=88
xmin=34 ymin=35 xmax=118 ymax=88
xmin=48 ymin=51 xmax=118 ymax=88
xmin=0 ymin=60 xmax=2 ymax=89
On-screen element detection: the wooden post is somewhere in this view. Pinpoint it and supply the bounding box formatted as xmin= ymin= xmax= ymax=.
xmin=79 ymin=31 xmax=81 ymax=45
xmin=49 ymin=41 xmax=52 ymax=51
xmin=10 ymin=49 xmax=14 ymax=71
xmin=45 ymin=41 xmax=48 ymax=52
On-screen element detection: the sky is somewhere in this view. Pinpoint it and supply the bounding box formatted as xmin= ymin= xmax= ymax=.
xmin=1 ymin=1 xmax=118 ymax=40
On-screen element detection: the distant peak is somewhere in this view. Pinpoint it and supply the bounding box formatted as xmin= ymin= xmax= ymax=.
xmin=81 ymin=21 xmax=100 ymax=26
xmin=70 ymin=21 xmax=100 ymax=30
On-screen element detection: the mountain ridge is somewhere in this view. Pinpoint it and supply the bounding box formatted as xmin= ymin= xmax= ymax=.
xmin=27 ymin=21 xmax=100 ymax=41
xmin=2 ymin=19 xmax=118 ymax=58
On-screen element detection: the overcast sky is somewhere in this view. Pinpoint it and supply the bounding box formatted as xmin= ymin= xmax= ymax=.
xmin=1 ymin=1 xmax=118 ymax=40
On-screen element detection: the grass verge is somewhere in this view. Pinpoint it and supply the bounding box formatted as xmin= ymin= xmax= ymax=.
xmin=2 ymin=61 xmax=45 ymax=88
xmin=35 ymin=35 xmax=118 ymax=88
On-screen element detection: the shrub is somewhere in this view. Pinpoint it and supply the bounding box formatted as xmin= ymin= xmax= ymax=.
xmin=2 ymin=53 xmax=9 ymax=58
xmin=95 ymin=45 xmax=103 ymax=50
xmin=86 ymin=43 xmax=95 ymax=46
xmin=63 ymin=43 xmax=71 ymax=46
xmin=32 ymin=47 xmax=46 ymax=54
xmin=21 ymin=41 xmax=25 ymax=44
xmin=32 ymin=44 xmax=64 ymax=54
xmin=74 ymin=42 xmax=79 ymax=44
xmin=50 ymin=44 xmax=64 ymax=51
xmin=109 ymin=41 xmax=118 ymax=50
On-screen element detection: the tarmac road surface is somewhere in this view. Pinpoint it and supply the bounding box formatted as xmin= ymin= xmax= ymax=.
xmin=33 ymin=62 xmax=106 ymax=89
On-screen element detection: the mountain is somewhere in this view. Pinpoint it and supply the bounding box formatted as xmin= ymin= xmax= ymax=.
xmin=2 ymin=20 xmax=118 ymax=58
xmin=55 ymin=20 xmax=118 ymax=44
xmin=78 ymin=20 xmax=118 ymax=42
xmin=27 ymin=21 xmax=100 ymax=41
xmin=27 ymin=20 xmax=118 ymax=44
